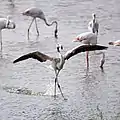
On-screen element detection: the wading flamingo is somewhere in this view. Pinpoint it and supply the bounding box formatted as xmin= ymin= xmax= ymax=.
xmin=22 ymin=7 xmax=58 ymax=39
xmin=13 ymin=44 xmax=107 ymax=99
xmin=74 ymin=32 xmax=105 ymax=69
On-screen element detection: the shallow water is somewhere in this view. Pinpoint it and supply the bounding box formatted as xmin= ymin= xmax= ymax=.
xmin=0 ymin=0 xmax=120 ymax=119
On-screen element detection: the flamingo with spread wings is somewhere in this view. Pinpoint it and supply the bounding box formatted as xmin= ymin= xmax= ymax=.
xmin=13 ymin=44 xmax=107 ymax=99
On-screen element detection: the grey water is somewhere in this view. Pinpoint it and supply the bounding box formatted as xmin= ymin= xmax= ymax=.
xmin=0 ymin=0 xmax=120 ymax=119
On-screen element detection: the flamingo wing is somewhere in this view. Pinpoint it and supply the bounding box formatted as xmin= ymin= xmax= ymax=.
xmin=64 ymin=45 xmax=108 ymax=60
xmin=13 ymin=51 xmax=53 ymax=63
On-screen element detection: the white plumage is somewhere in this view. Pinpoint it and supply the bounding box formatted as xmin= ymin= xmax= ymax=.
xmin=0 ymin=16 xmax=15 ymax=56
xmin=74 ymin=32 xmax=97 ymax=45
xmin=88 ymin=13 xmax=99 ymax=35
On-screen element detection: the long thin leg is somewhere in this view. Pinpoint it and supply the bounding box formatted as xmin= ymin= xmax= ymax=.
xmin=94 ymin=51 xmax=105 ymax=69
xmin=0 ymin=40 xmax=2 ymax=57
xmin=35 ymin=18 xmax=39 ymax=36
xmin=86 ymin=51 xmax=89 ymax=70
xmin=54 ymin=77 xmax=57 ymax=98
xmin=56 ymin=77 xmax=66 ymax=100
xmin=54 ymin=70 xmax=66 ymax=100
xmin=28 ymin=18 xmax=35 ymax=40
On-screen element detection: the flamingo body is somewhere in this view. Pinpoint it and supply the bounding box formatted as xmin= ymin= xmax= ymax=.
xmin=74 ymin=32 xmax=97 ymax=45
xmin=0 ymin=18 xmax=15 ymax=29
xmin=23 ymin=7 xmax=45 ymax=20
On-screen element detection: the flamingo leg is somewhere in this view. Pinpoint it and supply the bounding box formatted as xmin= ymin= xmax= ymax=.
xmin=54 ymin=77 xmax=57 ymax=98
xmin=34 ymin=18 xmax=39 ymax=36
xmin=54 ymin=70 xmax=66 ymax=100
xmin=54 ymin=70 xmax=58 ymax=99
xmin=28 ymin=18 xmax=35 ymax=40
xmin=86 ymin=51 xmax=89 ymax=70
xmin=56 ymin=77 xmax=66 ymax=100
xmin=95 ymin=52 xmax=105 ymax=68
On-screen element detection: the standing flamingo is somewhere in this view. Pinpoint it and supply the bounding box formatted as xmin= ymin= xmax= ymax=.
xmin=88 ymin=13 xmax=99 ymax=35
xmin=22 ymin=7 xmax=58 ymax=39
xmin=74 ymin=32 xmax=105 ymax=69
xmin=0 ymin=16 xmax=15 ymax=56
xmin=13 ymin=44 xmax=107 ymax=99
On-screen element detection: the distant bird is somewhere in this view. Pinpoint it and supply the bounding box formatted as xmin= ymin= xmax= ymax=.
xmin=88 ymin=13 xmax=99 ymax=35
xmin=22 ymin=7 xmax=58 ymax=39
xmin=13 ymin=44 xmax=108 ymax=99
xmin=108 ymin=40 xmax=120 ymax=46
xmin=0 ymin=16 xmax=15 ymax=56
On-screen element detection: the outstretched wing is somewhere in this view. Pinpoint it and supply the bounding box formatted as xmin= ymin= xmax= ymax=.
xmin=64 ymin=45 xmax=108 ymax=60
xmin=13 ymin=51 xmax=53 ymax=63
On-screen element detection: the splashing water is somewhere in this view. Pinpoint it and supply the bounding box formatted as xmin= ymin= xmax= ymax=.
xmin=44 ymin=82 xmax=60 ymax=96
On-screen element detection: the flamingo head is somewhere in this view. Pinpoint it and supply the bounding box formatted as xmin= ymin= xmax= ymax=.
xmin=57 ymin=44 xmax=63 ymax=52
xmin=5 ymin=16 xmax=16 ymax=29
xmin=92 ymin=13 xmax=96 ymax=19
xmin=73 ymin=36 xmax=82 ymax=42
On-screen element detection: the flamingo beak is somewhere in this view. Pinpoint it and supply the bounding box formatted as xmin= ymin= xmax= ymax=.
xmin=22 ymin=12 xmax=26 ymax=15
xmin=13 ymin=23 xmax=16 ymax=29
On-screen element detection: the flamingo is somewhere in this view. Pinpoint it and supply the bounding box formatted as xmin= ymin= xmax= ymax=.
xmin=74 ymin=32 xmax=105 ymax=69
xmin=13 ymin=44 xmax=107 ymax=99
xmin=108 ymin=40 xmax=120 ymax=46
xmin=0 ymin=16 xmax=15 ymax=56
xmin=22 ymin=7 xmax=58 ymax=39
xmin=88 ymin=13 xmax=99 ymax=35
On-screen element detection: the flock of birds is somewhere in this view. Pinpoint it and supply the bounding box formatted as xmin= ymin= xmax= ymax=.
xmin=1 ymin=7 xmax=119 ymax=99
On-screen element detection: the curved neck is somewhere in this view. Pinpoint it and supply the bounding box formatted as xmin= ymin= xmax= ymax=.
xmin=0 ymin=31 xmax=2 ymax=56
xmin=58 ymin=51 xmax=65 ymax=68
xmin=43 ymin=18 xmax=58 ymax=38
xmin=93 ymin=17 xmax=96 ymax=23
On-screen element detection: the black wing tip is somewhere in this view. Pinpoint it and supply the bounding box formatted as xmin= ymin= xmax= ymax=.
xmin=13 ymin=59 xmax=20 ymax=63
xmin=97 ymin=45 xmax=108 ymax=50
xmin=83 ymin=44 xmax=108 ymax=50
xmin=13 ymin=60 xmax=16 ymax=63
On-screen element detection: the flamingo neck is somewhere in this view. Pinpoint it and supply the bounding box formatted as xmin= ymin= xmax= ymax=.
xmin=93 ymin=17 xmax=96 ymax=23
xmin=43 ymin=18 xmax=58 ymax=38
xmin=58 ymin=51 xmax=65 ymax=69
xmin=0 ymin=31 xmax=2 ymax=55
xmin=0 ymin=31 xmax=2 ymax=43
